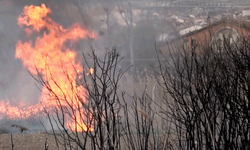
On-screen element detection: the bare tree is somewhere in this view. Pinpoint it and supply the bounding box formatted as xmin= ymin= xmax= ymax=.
xmin=35 ymin=48 xmax=128 ymax=149
xmin=31 ymin=47 xmax=175 ymax=149
xmin=122 ymin=90 xmax=176 ymax=150
xmin=116 ymin=0 xmax=134 ymax=72
xmin=156 ymin=34 xmax=250 ymax=149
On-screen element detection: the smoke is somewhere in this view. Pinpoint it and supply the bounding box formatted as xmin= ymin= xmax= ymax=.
xmin=0 ymin=1 xmax=41 ymax=131
xmin=0 ymin=2 xmax=39 ymax=105
xmin=0 ymin=0 xmax=163 ymax=132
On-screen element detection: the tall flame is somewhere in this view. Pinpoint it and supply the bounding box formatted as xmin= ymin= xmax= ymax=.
xmin=0 ymin=4 xmax=96 ymax=132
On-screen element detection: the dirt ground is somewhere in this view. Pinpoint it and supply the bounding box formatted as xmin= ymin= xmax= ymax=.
xmin=0 ymin=133 xmax=59 ymax=150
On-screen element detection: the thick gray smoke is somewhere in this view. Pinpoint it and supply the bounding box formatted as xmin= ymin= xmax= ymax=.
xmin=0 ymin=0 xmax=164 ymax=132
xmin=0 ymin=1 xmax=45 ymax=132
xmin=0 ymin=1 xmax=41 ymax=106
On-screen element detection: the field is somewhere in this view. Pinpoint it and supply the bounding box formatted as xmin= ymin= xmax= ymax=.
xmin=0 ymin=133 xmax=59 ymax=150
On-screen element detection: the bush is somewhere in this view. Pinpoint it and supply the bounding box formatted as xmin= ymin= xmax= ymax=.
xmin=157 ymin=34 xmax=250 ymax=149
xmin=0 ymin=128 xmax=11 ymax=134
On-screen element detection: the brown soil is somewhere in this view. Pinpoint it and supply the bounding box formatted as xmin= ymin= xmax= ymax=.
xmin=0 ymin=133 xmax=59 ymax=150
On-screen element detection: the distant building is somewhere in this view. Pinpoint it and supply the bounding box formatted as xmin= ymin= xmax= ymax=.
xmin=179 ymin=25 xmax=202 ymax=36
xmin=160 ymin=18 xmax=250 ymax=54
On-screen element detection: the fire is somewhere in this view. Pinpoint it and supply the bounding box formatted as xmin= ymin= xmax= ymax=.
xmin=87 ymin=67 xmax=94 ymax=76
xmin=0 ymin=101 xmax=40 ymax=119
xmin=90 ymin=67 xmax=94 ymax=74
xmin=0 ymin=4 xmax=96 ymax=132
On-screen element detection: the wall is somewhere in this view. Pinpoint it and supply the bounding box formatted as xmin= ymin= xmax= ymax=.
xmin=185 ymin=20 xmax=250 ymax=51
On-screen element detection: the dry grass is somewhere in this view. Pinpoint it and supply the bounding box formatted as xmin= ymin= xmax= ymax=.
xmin=0 ymin=133 xmax=60 ymax=150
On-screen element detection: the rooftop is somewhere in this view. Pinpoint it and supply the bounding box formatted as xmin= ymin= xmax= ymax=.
xmin=182 ymin=18 xmax=250 ymax=38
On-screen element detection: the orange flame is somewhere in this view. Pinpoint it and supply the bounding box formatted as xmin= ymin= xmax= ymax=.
xmin=0 ymin=4 xmax=96 ymax=132
xmin=90 ymin=67 xmax=94 ymax=74
xmin=0 ymin=101 xmax=40 ymax=120
xmin=87 ymin=67 xmax=94 ymax=76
